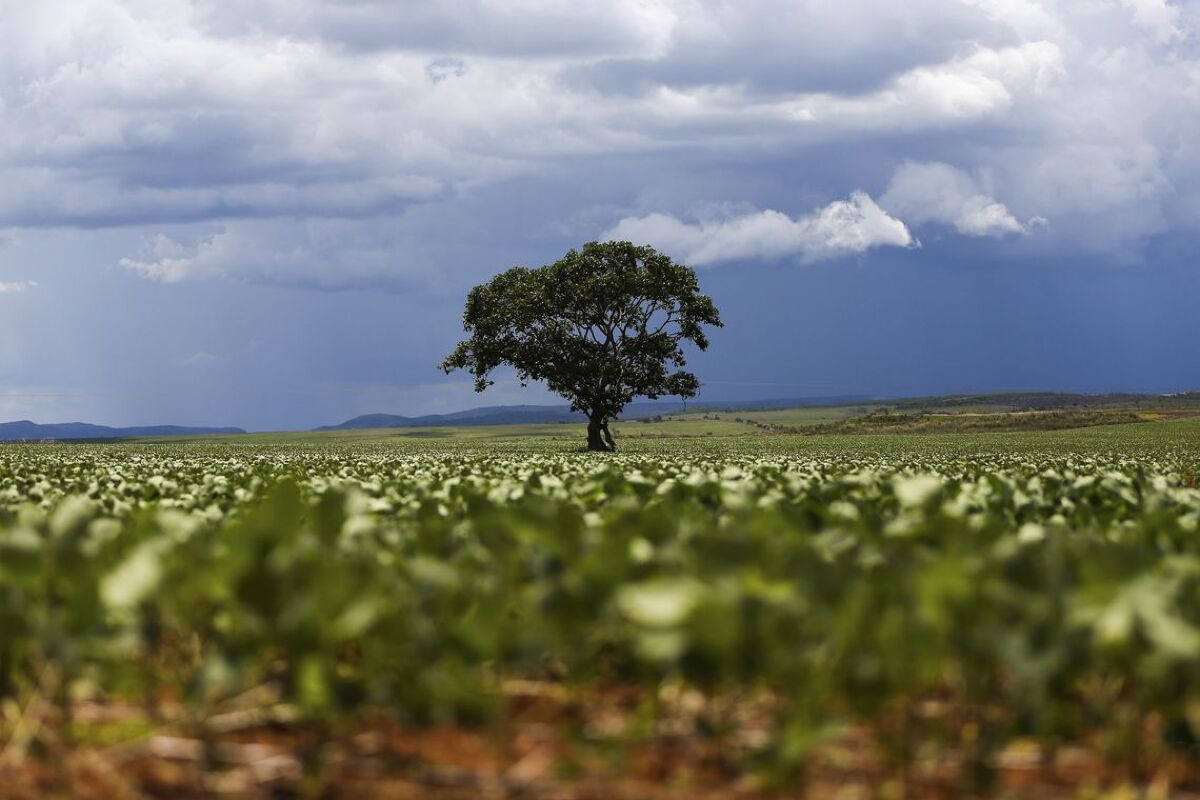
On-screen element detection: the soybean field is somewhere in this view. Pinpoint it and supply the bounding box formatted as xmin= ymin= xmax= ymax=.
xmin=4 ymin=419 xmax=1200 ymax=798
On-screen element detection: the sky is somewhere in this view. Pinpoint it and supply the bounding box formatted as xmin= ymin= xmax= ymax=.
xmin=1 ymin=0 xmax=1199 ymax=431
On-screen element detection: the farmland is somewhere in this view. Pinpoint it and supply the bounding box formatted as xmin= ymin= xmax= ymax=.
xmin=4 ymin=416 xmax=1200 ymax=797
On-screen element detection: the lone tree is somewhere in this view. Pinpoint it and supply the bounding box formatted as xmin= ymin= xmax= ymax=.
xmin=440 ymin=241 xmax=723 ymax=451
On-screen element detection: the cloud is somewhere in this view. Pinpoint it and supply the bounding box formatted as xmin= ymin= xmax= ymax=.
xmin=0 ymin=0 xmax=1197 ymax=284
xmin=880 ymin=161 xmax=1028 ymax=237
xmin=0 ymin=170 xmax=445 ymax=229
xmin=119 ymin=234 xmax=208 ymax=283
xmin=604 ymin=192 xmax=915 ymax=265
xmin=960 ymin=0 xmax=1063 ymax=38
xmin=566 ymin=0 xmax=1003 ymax=95
xmin=197 ymin=0 xmax=678 ymax=59
xmin=786 ymin=42 xmax=1065 ymax=130
xmin=425 ymin=57 xmax=467 ymax=84
xmin=118 ymin=219 xmax=439 ymax=289
xmin=1118 ymin=0 xmax=1184 ymax=43
xmin=0 ymin=281 xmax=37 ymax=293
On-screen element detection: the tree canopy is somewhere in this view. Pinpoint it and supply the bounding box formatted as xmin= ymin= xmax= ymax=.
xmin=440 ymin=241 xmax=723 ymax=451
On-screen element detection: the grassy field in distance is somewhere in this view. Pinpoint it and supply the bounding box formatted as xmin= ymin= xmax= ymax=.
xmin=113 ymin=391 xmax=1200 ymax=447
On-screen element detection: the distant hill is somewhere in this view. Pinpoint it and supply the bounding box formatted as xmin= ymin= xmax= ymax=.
xmin=321 ymin=406 xmax=586 ymax=430
xmin=4 ymin=390 xmax=1194 ymax=442
xmin=316 ymin=390 xmax=1200 ymax=432
xmin=0 ymin=420 xmax=246 ymax=442
xmin=316 ymin=396 xmax=882 ymax=431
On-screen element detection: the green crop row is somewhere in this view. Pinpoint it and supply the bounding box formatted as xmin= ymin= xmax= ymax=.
xmin=2 ymin=433 xmax=1200 ymax=792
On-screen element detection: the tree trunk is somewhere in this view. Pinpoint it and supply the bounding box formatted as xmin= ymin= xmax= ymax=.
xmin=601 ymin=421 xmax=617 ymax=451
xmin=587 ymin=417 xmax=611 ymax=452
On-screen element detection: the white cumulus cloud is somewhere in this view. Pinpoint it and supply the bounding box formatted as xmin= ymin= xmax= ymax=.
xmin=604 ymin=192 xmax=915 ymax=265
xmin=1118 ymin=0 xmax=1184 ymax=43
xmin=782 ymin=42 xmax=1065 ymax=132
xmin=880 ymin=161 xmax=1028 ymax=237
